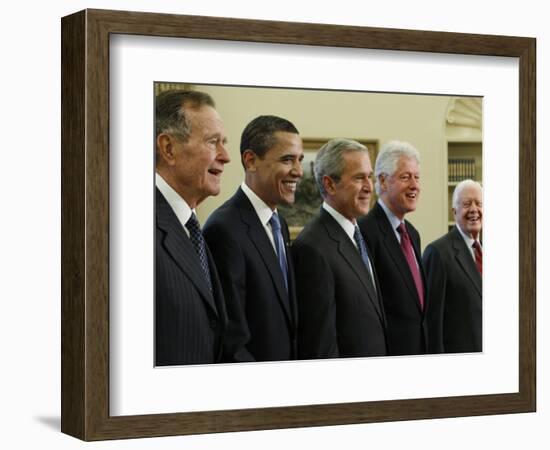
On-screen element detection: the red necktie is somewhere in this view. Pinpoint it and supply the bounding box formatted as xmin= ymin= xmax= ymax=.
xmin=397 ymin=223 xmax=424 ymax=310
xmin=472 ymin=241 xmax=482 ymax=274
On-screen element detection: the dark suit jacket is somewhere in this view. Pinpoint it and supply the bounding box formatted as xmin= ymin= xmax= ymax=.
xmin=155 ymin=188 xmax=227 ymax=366
xmin=203 ymin=187 xmax=298 ymax=362
xmin=291 ymin=208 xmax=387 ymax=359
xmin=358 ymin=202 xmax=428 ymax=355
xmin=423 ymin=226 xmax=482 ymax=353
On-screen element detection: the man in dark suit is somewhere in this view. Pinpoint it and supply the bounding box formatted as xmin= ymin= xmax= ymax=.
xmin=292 ymin=138 xmax=387 ymax=359
xmin=155 ymin=89 xmax=231 ymax=366
xmin=423 ymin=179 xmax=483 ymax=353
xmin=203 ymin=115 xmax=304 ymax=362
xmin=358 ymin=140 xmax=427 ymax=355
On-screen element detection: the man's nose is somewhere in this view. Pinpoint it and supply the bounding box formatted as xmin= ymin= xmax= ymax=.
xmin=217 ymin=142 xmax=231 ymax=163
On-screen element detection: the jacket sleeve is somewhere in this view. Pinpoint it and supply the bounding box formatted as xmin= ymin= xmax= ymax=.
xmin=422 ymin=244 xmax=446 ymax=353
xmin=203 ymin=224 xmax=255 ymax=362
xmin=292 ymin=241 xmax=339 ymax=359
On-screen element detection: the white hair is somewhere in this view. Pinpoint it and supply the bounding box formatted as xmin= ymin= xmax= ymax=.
xmin=374 ymin=140 xmax=421 ymax=195
xmin=452 ymin=179 xmax=483 ymax=209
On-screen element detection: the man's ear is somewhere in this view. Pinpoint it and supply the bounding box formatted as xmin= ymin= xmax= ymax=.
xmin=156 ymin=133 xmax=178 ymax=166
xmin=242 ymin=149 xmax=257 ymax=171
xmin=377 ymin=173 xmax=387 ymax=192
xmin=322 ymin=175 xmax=337 ymax=196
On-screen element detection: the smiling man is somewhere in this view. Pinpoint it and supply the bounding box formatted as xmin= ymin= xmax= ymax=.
xmin=358 ymin=140 xmax=427 ymax=355
xmin=423 ymin=179 xmax=483 ymax=353
xmin=292 ymin=139 xmax=387 ymax=359
xmin=155 ymin=89 xmax=231 ymax=366
xmin=203 ymin=115 xmax=304 ymax=362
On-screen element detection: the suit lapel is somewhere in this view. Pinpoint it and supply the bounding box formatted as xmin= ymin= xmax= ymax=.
xmin=233 ymin=189 xmax=292 ymax=321
xmin=374 ymin=203 xmax=423 ymax=313
xmin=156 ymin=188 xmax=218 ymax=316
xmin=320 ymin=210 xmax=385 ymax=324
xmin=451 ymin=227 xmax=482 ymax=296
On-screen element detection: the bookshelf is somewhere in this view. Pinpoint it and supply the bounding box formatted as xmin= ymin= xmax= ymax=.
xmin=447 ymin=141 xmax=482 ymax=230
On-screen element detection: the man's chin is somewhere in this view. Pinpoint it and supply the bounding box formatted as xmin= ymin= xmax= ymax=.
xmin=279 ymin=195 xmax=296 ymax=206
xmin=467 ymin=226 xmax=482 ymax=236
xmin=207 ymin=186 xmax=221 ymax=197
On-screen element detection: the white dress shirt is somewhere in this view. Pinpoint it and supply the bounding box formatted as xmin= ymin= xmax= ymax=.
xmin=456 ymin=224 xmax=482 ymax=261
xmin=156 ymin=173 xmax=195 ymax=236
xmin=241 ymin=182 xmax=279 ymax=253
xmin=322 ymin=202 xmax=375 ymax=281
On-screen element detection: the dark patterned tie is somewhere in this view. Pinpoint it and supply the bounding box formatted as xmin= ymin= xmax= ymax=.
xmin=269 ymin=212 xmax=289 ymax=292
xmin=353 ymin=225 xmax=377 ymax=291
xmin=185 ymin=213 xmax=213 ymax=293
xmin=397 ymin=222 xmax=424 ymax=310
xmin=472 ymin=241 xmax=483 ymax=274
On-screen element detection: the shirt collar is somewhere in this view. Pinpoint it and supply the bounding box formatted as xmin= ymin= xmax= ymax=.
xmin=156 ymin=173 xmax=194 ymax=229
xmin=378 ymin=198 xmax=403 ymax=231
xmin=322 ymin=202 xmax=357 ymax=244
xmin=456 ymin=224 xmax=481 ymax=249
xmin=241 ymin=182 xmax=276 ymax=226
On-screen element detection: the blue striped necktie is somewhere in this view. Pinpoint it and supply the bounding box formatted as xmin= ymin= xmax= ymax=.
xmin=269 ymin=212 xmax=289 ymax=292
xmin=353 ymin=225 xmax=376 ymax=291
xmin=185 ymin=213 xmax=213 ymax=293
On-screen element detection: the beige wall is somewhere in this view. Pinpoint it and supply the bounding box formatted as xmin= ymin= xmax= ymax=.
xmin=195 ymin=85 xmax=454 ymax=248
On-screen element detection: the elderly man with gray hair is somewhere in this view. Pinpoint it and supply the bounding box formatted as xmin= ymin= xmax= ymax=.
xmin=423 ymin=179 xmax=483 ymax=353
xmin=154 ymin=89 xmax=230 ymax=365
xmin=292 ymin=138 xmax=387 ymax=359
xmin=358 ymin=140 xmax=428 ymax=356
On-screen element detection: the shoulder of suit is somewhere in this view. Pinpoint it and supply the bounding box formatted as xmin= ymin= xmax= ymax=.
xmin=357 ymin=208 xmax=383 ymax=241
xmin=404 ymin=218 xmax=419 ymax=232
xmin=358 ymin=206 xmax=378 ymax=228
xmin=292 ymin=214 xmax=323 ymax=245
xmin=203 ymin=201 xmax=242 ymax=236
xmin=425 ymin=230 xmax=455 ymax=255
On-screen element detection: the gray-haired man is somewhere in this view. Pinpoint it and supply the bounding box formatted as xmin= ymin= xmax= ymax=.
xmin=292 ymin=138 xmax=387 ymax=359
xmin=358 ymin=140 xmax=427 ymax=356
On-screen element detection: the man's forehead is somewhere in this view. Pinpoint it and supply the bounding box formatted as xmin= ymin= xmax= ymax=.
xmin=188 ymin=107 xmax=224 ymax=129
xmin=268 ymin=133 xmax=302 ymax=153
xmin=460 ymin=189 xmax=482 ymax=200
xmin=344 ymin=151 xmax=371 ymax=167
xmin=395 ymin=156 xmax=419 ymax=170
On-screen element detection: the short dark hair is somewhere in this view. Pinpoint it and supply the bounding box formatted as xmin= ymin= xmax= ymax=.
xmin=155 ymin=89 xmax=215 ymax=142
xmin=239 ymin=115 xmax=299 ymax=165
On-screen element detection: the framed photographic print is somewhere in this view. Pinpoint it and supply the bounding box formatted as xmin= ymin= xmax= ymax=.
xmin=61 ymin=8 xmax=536 ymax=441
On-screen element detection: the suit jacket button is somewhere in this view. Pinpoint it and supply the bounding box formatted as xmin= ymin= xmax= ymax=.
xmin=210 ymin=320 xmax=218 ymax=330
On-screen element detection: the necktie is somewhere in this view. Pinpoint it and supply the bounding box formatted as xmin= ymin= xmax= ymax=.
xmin=353 ymin=225 xmax=376 ymax=291
xmin=185 ymin=213 xmax=213 ymax=293
xmin=397 ymin=222 xmax=424 ymax=310
xmin=269 ymin=212 xmax=289 ymax=292
xmin=472 ymin=241 xmax=482 ymax=274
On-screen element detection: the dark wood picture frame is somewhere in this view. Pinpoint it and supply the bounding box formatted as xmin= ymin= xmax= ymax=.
xmin=61 ymin=9 xmax=536 ymax=441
